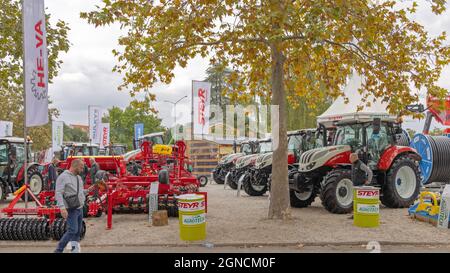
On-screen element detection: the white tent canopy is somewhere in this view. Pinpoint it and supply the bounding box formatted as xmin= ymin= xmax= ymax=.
xmin=317 ymin=73 xmax=396 ymax=127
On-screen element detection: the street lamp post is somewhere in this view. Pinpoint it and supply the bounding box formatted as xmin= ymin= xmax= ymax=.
xmin=164 ymin=95 xmax=188 ymax=142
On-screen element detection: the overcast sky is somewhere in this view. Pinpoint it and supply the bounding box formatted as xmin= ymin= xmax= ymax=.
xmin=45 ymin=0 xmax=450 ymax=132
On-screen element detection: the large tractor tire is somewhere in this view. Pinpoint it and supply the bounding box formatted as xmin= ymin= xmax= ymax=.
xmin=320 ymin=169 xmax=354 ymax=214
xmin=21 ymin=169 xmax=44 ymax=201
xmin=0 ymin=183 xmax=6 ymax=201
xmin=290 ymin=185 xmax=319 ymax=208
xmin=228 ymin=175 xmax=239 ymax=190
xmin=213 ymin=168 xmax=225 ymax=184
xmin=198 ymin=175 xmax=208 ymax=187
xmin=242 ymin=174 xmax=267 ymax=196
xmin=381 ymin=155 xmax=421 ymax=208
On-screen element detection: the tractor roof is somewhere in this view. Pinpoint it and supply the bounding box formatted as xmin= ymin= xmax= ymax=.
xmin=288 ymin=128 xmax=316 ymax=136
xmin=317 ymin=73 xmax=396 ymax=128
xmin=139 ymin=132 xmax=164 ymax=140
xmin=63 ymin=142 xmax=99 ymax=147
xmin=0 ymin=137 xmax=32 ymax=144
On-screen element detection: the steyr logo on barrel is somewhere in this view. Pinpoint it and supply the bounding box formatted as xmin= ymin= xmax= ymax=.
xmin=357 ymin=190 xmax=379 ymax=199
xmin=178 ymin=200 xmax=206 ymax=212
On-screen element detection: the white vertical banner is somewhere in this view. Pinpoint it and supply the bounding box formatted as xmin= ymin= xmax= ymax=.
xmin=100 ymin=123 xmax=110 ymax=149
xmin=24 ymin=0 xmax=49 ymax=127
xmin=192 ymin=81 xmax=211 ymax=136
xmin=0 ymin=121 xmax=13 ymax=137
xmin=52 ymin=121 xmax=64 ymax=152
xmin=89 ymin=106 xmax=103 ymax=144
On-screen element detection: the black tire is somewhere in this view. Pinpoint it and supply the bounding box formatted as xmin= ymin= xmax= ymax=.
xmin=0 ymin=182 xmax=6 ymax=201
xmin=290 ymin=185 xmax=319 ymax=208
xmin=158 ymin=169 xmax=169 ymax=185
xmin=320 ymin=169 xmax=354 ymax=214
xmin=228 ymin=176 xmax=238 ymax=190
xmin=381 ymin=155 xmax=421 ymax=208
xmin=242 ymin=174 xmax=267 ymax=196
xmin=213 ymin=168 xmax=225 ymax=184
xmin=20 ymin=169 xmax=44 ymax=201
xmin=198 ymin=176 xmax=208 ymax=187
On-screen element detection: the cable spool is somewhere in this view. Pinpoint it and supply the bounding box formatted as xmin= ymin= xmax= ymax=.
xmin=396 ymin=130 xmax=411 ymax=146
xmin=410 ymin=133 xmax=450 ymax=184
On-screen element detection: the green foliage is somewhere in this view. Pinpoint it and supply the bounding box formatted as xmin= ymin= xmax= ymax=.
xmin=103 ymin=101 xmax=165 ymax=150
xmin=0 ymin=0 xmax=70 ymax=151
xmin=63 ymin=124 xmax=89 ymax=143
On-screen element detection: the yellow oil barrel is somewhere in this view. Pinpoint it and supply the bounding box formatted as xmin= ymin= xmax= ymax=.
xmin=177 ymin=194 xmax=206 ymax=241
xmin=353 ymin=186 xmax=380 ymax=228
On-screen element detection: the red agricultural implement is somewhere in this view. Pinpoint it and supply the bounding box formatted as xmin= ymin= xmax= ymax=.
xmin=0 ymin=184 xmax=86 ymax=241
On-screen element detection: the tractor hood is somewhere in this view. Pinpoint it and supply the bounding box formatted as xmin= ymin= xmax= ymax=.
xmin=219 ymin=153 xmax=245 ymax=165
xmin=235 ymin=154 xmax=259 ymax=169
xmin=298 ymin=145 xmax=351 ymax=172
xmin=254 ymin=152 xmax=273 ymax=170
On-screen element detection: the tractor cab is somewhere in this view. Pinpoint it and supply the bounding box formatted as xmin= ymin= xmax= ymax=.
xmin=239 ymin=140 xmax=258 ymax=155
xmin=138 ymin=132 xmax=165 ymax=146
xmin=0 ymin=137 xmax=43 ymax=200
xmin=100 ymin=144 xmax=127 ymax=156
xmin=332 ymin=118 xmax=401 ymax=169
xmin=61 ymin=143 xmax=100 ymax=160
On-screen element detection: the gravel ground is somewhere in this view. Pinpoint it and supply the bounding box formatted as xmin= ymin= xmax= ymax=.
xmin=0 ymin=182 xmax=449 ymax=248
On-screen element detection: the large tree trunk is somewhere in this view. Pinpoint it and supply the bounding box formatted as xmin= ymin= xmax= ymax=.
xmin=268 ymin=44 xmax=290 ymax=220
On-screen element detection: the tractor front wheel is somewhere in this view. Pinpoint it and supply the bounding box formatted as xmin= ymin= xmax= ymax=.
xmin=320 ymin=169 xmax=354 ymax=214
xmin=242 ymin=174 xmax=267 ymax=196
xmin=381 ymin=156 xmax=420 ymax=208
xmin=290 ymin=185 xmax=319 ymax=208
xmin=212 ymin=168 xmax=225 ymax=184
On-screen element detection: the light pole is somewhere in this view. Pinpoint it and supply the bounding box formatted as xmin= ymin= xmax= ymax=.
xmin=164 ymin=95 xmax=187 ymax=142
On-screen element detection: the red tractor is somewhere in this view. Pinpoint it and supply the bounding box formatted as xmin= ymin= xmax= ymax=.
xmin=289 ymin=118 xmax=422 ymax=213
xmin=0 ymin=137 xmax=44 ymax=201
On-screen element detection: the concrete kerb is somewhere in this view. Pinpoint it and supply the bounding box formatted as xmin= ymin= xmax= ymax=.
xmin=1 ymin=241 xmax=449 ymax=249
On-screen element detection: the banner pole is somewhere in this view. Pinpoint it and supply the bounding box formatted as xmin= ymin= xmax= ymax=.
xmin=191 ymin=81 xmax=194 ymax=141
xmin=21 ymin=0 xmax=29 ymax=217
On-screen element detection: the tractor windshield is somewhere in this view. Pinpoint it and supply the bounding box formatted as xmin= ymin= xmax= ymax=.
xmin=259 ymin=142 xmax=272 ymax=153
xmin=0 ymin=143 xmax=7 ymax=165
xmin=334 ymin=124 xmax=363 ymax=150
xmin=10 ymin=143 xmax=27 ymax=163
xmin=240 ymin=143 xmax=252 ymax=154
xmin=91 ymin=146 xmax=100 ymax=156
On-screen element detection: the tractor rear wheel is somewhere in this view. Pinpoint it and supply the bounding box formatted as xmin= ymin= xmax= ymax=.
xmin=381 ymin=156 xmax=420 ymax=208
xmin=320 ymin=169 xmax=354 ymax=214
xmin=242 ymin=174 xmax=267 ymax=196
xmin=198 ymin=176 xmax=208 ymax=187
xmin=20 ymin=170 xmax=44 ymax=201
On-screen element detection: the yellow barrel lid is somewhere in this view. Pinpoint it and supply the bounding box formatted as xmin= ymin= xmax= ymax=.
xmin=176 ymin=194 xmax=204 ymax=201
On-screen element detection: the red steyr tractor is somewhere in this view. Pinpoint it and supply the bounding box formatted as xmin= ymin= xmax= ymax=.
xmin=289 ymin=118 xmax=422 ymax=213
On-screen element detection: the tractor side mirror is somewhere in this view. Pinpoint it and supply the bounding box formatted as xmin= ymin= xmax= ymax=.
xmin=372 ymin=118 xmax=381 ymax=134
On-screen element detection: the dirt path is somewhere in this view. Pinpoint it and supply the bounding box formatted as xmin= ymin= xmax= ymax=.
xmin=0 ymin=183 xmax=449 ymax=250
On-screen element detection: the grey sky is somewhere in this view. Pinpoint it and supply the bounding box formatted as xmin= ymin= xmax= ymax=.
xmin=45 ymin=0 xmax=450 ymax=132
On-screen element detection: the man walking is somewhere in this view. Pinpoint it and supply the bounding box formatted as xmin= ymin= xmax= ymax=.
xmin=54 ymin=159 xmax=91 ymax=253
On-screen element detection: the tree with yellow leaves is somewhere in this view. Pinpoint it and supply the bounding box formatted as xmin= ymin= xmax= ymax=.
xmin=81 ymin=0 xmax=450 ymax=219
